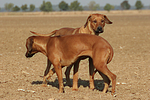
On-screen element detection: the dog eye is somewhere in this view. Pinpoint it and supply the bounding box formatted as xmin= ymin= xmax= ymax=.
xmin=93 ymin=20 xmax=97 ymax=23
xmin=101 ymin=20 xmax=104 ymax=23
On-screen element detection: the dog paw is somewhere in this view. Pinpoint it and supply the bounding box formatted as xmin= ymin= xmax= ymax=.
xmin=90 ymin=86 xmax=95 ymax=90
xmin=41 ymin=84 xmax=48 ymax=87
xmin=58 ymin=89 xmax=65 ymax=93
xmin=111 ymin=92 xmax=117 ymax=97
xmin=72 ymin=88 xmax=78 ymax=91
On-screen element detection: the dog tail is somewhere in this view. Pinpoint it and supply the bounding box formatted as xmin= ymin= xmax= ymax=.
xmin=30 ymin=30 xmax=57 ymax=36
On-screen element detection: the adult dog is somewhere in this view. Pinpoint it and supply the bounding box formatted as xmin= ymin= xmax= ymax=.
xmin=25 ymin=34 xmax=116 ymax=95
xmin=30 ymin=13 xmax=113 ymax=90
xmin=32 ymin=13 xmax=112 ymax=36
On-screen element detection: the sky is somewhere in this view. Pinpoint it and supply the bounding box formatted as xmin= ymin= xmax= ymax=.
xmin=0 ymin=0 xmax=149 ymax=7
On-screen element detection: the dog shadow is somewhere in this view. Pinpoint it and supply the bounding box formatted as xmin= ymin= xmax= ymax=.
xmin=31 ymin=78 xmax=112 ymax=91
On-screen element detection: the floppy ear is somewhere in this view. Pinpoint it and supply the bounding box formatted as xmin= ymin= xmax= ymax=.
xmin=104 ymin=15 xmax=113 ymax=24
xmin=27 ymin=37 xmax=34 ymax=52
xmin=84 ymin=14 xmax=92 ymax=28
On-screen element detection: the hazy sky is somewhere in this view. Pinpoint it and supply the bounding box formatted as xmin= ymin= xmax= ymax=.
xmin=0 ymin=0 xmax=149 ymax=7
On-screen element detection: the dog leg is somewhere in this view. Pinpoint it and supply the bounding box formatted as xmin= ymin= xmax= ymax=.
xmin=42 ymin=59 xmax=52 ymax=87
xmin=45 ymin=68 xmax=55 ymax=80
xmin=53 ymin=63 xmax=64 ymax=93
xmin=95 ymin=63 xmax=116 ymax=96
xmin=93 ymin=49 xmax=116 ymax=96
xmin=46 ymin=66 xmax=66 ymax=81
xmin=89 ymin=58 xmax=95 ymax=90
xmin=65 ymin=64 xmax=73 ymax=87
xmin=72 ymin=59 xmax=80 ymax=91
xmin=97 ymin=71 xmax=110 ymax=93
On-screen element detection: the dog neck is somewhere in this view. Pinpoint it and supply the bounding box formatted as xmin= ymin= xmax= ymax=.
xmin=33 ymin=36 xmax=49 ymax=56
xmin=79 ymin=23 xmax=95 ymax=35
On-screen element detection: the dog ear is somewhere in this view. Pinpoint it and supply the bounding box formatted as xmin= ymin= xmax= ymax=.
xmin=27 ymin=37 xmax=34 ymax=52
xmin=84 ymin=14 xmax=92 ymax=28
xmin=104 ymin=15 xmax=113 ymax=24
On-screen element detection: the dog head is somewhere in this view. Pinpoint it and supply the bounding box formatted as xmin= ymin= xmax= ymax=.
xmin=84 ymin=13 xmax=112 ymax=35
xmin=25 ymin=36 xmax=38 ymax=58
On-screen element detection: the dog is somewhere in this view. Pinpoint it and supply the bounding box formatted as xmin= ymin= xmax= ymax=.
xmin=25 ymin=34 xmax=116 ymax=96
xmin=30 ymin=13 xmax=113 ymax=90
xmin=31 ymin=13 xmax=112 ymax=36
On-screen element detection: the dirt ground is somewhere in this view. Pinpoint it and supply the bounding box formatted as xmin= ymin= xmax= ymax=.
xmin=0 ymin=12 xmax=150 ymax=100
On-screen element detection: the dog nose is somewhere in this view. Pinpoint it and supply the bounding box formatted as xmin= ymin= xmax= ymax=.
xmin=25 ymin=52 xmax=32 ymax=58
xmin=97 ymin=26 xmax=102 ymax=31
xmin=25 ymin=52 xmax=29 ymax=57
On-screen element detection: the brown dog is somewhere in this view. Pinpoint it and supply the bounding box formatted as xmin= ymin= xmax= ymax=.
xmin=25 ymin=34 xmax=116 ymax=95
xmin=30 ymin=13 xmax=113 ymax=90
xmin=32 ymin=13 xmax=112 ymax=36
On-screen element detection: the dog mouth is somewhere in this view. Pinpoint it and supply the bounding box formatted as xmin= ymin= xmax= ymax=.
xmin=96 ymin=30 xmax=103 ymax=33
xmin=94 ymin=26 xmax=104 ymax=35
xmin=25 ymin=52 xmax=35 ymax=58
xmin=94 ymin=30 xmax=104 ymax=35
